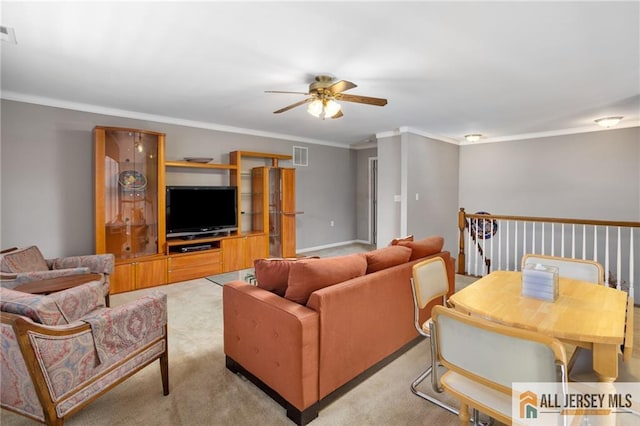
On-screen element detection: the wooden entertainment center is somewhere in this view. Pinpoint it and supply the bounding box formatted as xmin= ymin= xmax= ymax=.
xmin=93 ymin=126 xmax=296 ymax=294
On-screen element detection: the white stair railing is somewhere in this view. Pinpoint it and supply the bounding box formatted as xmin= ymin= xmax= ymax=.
xmin=457 ymin=208 xmax=640 ymax=298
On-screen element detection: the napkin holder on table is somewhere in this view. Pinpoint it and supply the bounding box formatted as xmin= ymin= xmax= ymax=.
xmin=522 ymin=263 xmax=559 ymax=302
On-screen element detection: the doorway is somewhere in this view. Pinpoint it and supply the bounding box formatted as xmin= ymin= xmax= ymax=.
xmin=369 ymin=157 xmax=378 ymax=246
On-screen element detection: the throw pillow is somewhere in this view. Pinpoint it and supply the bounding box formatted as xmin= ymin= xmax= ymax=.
xmin=0 ymin=246 xmax=49 ymax=273
xmin=284 ymin=253 xmax=367 ymax=305
xmin=254 ymin=257 xmax=319 ymax=296
xmin=364 ymin=245 xmax=412 ymax=273
xmin=398 ymin=236 xmax=445 ymax=261
xmin=389 ymin=234 xmax=414 ymax=246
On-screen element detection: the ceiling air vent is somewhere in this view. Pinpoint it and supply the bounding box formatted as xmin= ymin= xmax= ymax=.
xmin=293 ymin=146 xmax=308 ymax=167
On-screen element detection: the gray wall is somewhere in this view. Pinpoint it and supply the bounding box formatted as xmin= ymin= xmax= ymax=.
xmin=295 ymin=144 xmax=357 ymax=250
xmin=376 ymin=134 xmax=403 ymax=247
xmin=459 ymin=127 xmax=639 ymax=220
xmin=376 ymin=132 xmax=460 ymax=253
xmin=0 ymin=100 xmax=357 ymax=257
xmin=406 ymin=133 xmax=459 ymax=254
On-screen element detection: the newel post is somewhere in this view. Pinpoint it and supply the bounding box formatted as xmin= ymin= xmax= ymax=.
xmin=458 ymin=208 xmax=467 ymax=274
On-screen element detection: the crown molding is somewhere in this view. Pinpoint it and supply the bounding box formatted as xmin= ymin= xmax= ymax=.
xmin=458 ymin=121 xmax=640 ymax=145
xmin=375 ymin=127 xmax=460 ymax=145
xmin=0 ymin=91 xmax=350 ymax=149
xmin=4 ymin=91 xmax=637 ymax=150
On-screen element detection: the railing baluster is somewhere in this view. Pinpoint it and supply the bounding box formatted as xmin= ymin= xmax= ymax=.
xmin=473 ymin=219 xmax=479 ymax=276
xmin=513 ymin=221 xmax=519 ymax=271
xmin=617 ymin=227 xmax=622 ymax=291
xmin=505 ymin=220 xmax=517 ymax=271
xmin=561 ymin=224 xmax=565 ymax=257
xmin=593 ymin=225 xmax=598 ymax=263
xmin=523 ymin=221 xmax=527 ymax=262
xmin=497 ymin=219 xmax=502 ymax=271
xmin=482 ymin=218 xmax=487 ymax=275
xmin=466 ymin=218 xmax=472 ymax=275
xmin=630 ymin=229 xmax=635 ymax=299
xmin=584 ymin=224 xmax=587 ymax=260
xmin=541 ymin=222 xmax=545 ymax=255
xmin=551 ymin=223 xmax=555 ymax=256
xmin=490 ymin=219 xmax=494 ymax=273
xmin=605 ymin=226 xmax=610 ymax=285
xmin=532 ymin=222 xmax=536 ymax=254
xmin=571 ymin=224 xmax=576 ymax=259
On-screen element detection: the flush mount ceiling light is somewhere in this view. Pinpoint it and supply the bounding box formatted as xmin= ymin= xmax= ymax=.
xmin=464 ymin=134 xmax=482 ymax=143
xmin=595 ymin=116 xmax=623 ymax=128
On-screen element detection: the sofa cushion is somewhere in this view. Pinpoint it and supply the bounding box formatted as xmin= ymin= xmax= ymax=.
xmin=254 ymin=257 xmax=319 ymax=296
xmin=285 ymin=254 xmax=368 ymax=305
xmin=398 ymin=236 xmax=445 ymax=261
xmin=364 ymin=246 xmax=412 ymax=274
xmin=0 ymin=288 xmax=67 ymax=325
xmin=0 ymin=246 xmax=49 ymax=273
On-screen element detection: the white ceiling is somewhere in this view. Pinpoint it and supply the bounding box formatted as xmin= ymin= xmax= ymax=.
xmin=1 ymin=1 xmax=639 ymax=148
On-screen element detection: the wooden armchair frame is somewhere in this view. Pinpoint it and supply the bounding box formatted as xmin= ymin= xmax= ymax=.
xmin=1 ymin=308 xmax=169 ymax=425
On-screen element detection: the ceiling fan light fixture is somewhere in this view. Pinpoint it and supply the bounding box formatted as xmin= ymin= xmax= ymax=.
xmin=464 ymin=134 xmax=482 ymax=143
xmin=595 ymin=116 xmax=623 ymax=128
xmin=324 ymin=99 xmax=341 ymax=118
xmin=307 ymin=99 xmax=324 ymax=117
xmin=307 ymin=98 xmax=341 ymax=119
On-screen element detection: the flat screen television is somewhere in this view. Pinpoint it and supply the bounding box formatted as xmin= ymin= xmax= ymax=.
xmin=166 ymin=186 xmax=238 ymax=238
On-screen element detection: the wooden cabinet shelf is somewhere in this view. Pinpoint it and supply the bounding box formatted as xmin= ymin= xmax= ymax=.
xmin=165 ymin=161 xmax=237 ymax=170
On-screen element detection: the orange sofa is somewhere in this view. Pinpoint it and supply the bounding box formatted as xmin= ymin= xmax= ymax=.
xmin=223 ymin=240 xmax=454 ymax=425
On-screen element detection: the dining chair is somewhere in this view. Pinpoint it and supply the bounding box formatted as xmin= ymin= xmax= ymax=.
xmin=409 ymin=257 xmax=457 ymax=415
xmin=521 ymin=253 xmax=604 ymax=284
xmin=432 ymin=305 xmax=568 ymax=425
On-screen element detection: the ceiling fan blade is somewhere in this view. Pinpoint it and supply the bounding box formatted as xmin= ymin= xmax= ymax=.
xmin=331 ymin=110 xmax=344 ymax=119
xmin=328 ymin=80 xmax=357 ymax=95
xmin=273 ymin=98 xmax=312 ymax=114
xmin=265 ymin=90 xmax=309 ymax=95
xmin=338 ymin=93 xmax=388 ymax=106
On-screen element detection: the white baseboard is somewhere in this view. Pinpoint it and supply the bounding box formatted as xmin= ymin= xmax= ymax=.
xmin=296 ymin=239 xmax=371 ymax=254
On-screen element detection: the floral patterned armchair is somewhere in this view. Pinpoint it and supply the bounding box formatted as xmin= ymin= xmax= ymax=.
xmin=0 ymin=280 xmax=168 ymax=425
xmin=0 ymin=246 xmax=114 ymax=305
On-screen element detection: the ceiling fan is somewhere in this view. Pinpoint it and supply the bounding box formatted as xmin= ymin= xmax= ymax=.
xmin=266 ymin=75 xmax=388 ymax=119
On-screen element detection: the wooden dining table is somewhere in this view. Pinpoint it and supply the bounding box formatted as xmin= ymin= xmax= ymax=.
xmin=449 ymin=270 xmax=629 ymax=382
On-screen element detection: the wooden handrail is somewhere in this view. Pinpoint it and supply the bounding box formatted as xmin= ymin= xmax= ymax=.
xmin=463 ymin=209 xmax=640 ymax=228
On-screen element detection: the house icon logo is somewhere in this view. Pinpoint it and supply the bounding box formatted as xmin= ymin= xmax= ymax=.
xmin=520 ymin=390 xmax=538 ymax=419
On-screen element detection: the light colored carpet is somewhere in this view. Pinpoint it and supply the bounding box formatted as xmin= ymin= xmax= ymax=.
xmin=1 ymin=277 xmax=462 ymax=426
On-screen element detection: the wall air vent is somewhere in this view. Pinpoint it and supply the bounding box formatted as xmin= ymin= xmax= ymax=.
xmin=0 ymin=26 xmax=17 ymax=44
xmin=293 ymin=146 xmax=308 ymax=167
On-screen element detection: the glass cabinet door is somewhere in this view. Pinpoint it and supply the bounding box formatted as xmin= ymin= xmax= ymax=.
xmin=97 ymin=128 xmax=163 ymax=259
